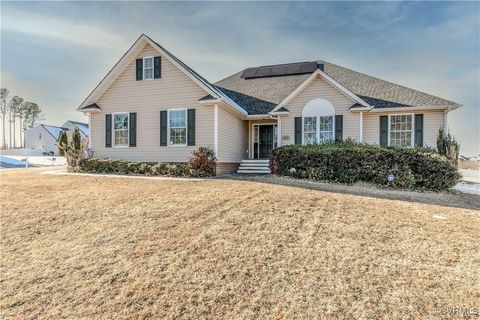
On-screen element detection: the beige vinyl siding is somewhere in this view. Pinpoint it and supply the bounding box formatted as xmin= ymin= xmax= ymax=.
xmin=218 ymin=105 xmax=248 ymax=162
xmin=280 ymin=76 xmax=360 ymax=145
xmin=363 ymin=110 xmax=444 ymax=148
xmin=90 ymin=43 xmax=214 ymax=162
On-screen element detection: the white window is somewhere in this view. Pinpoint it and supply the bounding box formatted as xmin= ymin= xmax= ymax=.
xmin=303 ymin=116 xmax=317 ymax=144
xmin=319 ymin=116 xmax=334 ymax=143
xmin=301 ymin=98 xmax=335 ymax=145
xmin=303 ymin=116 xmax=334 ymax=144
xmin=143 ymin=57 xmax=153 ymax=80
xmin=389 ymin=114 xmax=413 ymax=147
xmin=168 ymin=109 xmax=187 ymax=146
xmin=113 ymin=113 xmax=129 ymax=147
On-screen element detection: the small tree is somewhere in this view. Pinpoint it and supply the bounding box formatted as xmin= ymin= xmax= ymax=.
xmin=22 ymin=102 xmax=43 ymax=128
xmin=56 ymin=128 xmax=88 ymax=171
xmin=8 ymin=95 xmax=23 ymax=148
xmin=0 ymin=88 xmax=9 ymax=149
xmin=437 ymin=127 xmax=460 ymax=166
xmin=58 ymin=131 xmax=68 ymax=156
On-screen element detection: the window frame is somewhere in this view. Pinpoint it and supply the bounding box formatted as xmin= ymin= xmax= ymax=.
xmin=143 ymin=56 xmax=154 ymax=80
xmin=167 ymin=108 xmax=188 ymax=147
xmin=112 ymin=112 xmax=130 ymax=148
xmin=387 ymin=113 xmax=415 ymax=148
xmin=302 ymin=115 xmax=335 ymax=145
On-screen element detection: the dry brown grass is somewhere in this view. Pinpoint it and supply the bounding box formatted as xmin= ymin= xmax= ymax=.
xmin=1 ymin=170 xmax=479 ymax=319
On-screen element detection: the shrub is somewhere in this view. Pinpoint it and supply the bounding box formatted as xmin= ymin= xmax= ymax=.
xmin=437 ymin=128 xmax=460 ymax=166
xmin=187 ymin=146 xmax=217 ymax=176
xmin=56 ymin=128 xmax=88 ymax=171
xmin=77 ymin=147 xmax=217 ymax=178
xmin=57 ymin=131 xmax=68 ymax=156
xmin=270 ymin=141 xmax=460 ymax=191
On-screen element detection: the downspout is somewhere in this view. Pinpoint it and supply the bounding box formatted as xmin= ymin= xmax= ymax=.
xmin=359 ymin=111 xmax=363 ymax=143
xmin=214 ymin=104 xmax=219 ymax=158
xmin=87 ymin=113 xmax=92 ymax=149
xmin=444 ymin=107 xmax=450 ymax=133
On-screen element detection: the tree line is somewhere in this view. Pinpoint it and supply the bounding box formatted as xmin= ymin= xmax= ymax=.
xmin=0 ymin=88 xmax=43 ymax=149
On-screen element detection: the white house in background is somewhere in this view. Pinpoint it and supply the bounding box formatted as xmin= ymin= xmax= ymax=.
xmin=62 ymin=120 xmax=89 ymax=140
xmin=24 ymin=124 xmax=68 ymax=156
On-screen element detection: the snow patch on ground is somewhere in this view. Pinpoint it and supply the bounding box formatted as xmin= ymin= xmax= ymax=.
xmin=459 ymin=169 xmax=480 ymax=184
xmin=0 ymin=155 xmax=66 ymax=168
xmin=0 ymin=156 xmax=25 ymax=166
xmin=454 ymin=182 xmax=480 ymax=196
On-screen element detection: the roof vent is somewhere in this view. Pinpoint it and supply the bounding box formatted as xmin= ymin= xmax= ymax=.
xmin=241 ymin=61 xmax=319 ymax=79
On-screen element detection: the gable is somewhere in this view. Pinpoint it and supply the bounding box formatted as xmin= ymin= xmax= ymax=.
xmin=98 ymin=43 xmax=211 ymax=108
xmin=284 ymin=75 xmax=357 ymax=117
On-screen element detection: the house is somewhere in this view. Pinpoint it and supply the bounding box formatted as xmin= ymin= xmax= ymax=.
xmin=24 ymin=124 xmax=68 ymax=156
xmin=78 ymin=34 xmax=462 ymax=174
xmin=62 ymin=120 xmax=89 ymax=140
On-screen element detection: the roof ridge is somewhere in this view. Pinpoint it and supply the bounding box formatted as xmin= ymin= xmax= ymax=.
xmin=41 ymin=124 xmax=68 ymax=129
xmin=320 ymin=60 xmax=460 ymax=106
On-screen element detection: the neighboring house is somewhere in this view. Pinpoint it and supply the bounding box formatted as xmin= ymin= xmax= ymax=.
xmin=62 ymin=120 xmax=89 ymax=140
xmin=78 ymin=34 xmax=462 ymax=174
xmin=24 ymin=124 xmax=68 ymax=156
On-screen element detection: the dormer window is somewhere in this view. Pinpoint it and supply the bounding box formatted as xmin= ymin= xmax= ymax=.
xmin=143 ymin=57 xmax=153 ymax=80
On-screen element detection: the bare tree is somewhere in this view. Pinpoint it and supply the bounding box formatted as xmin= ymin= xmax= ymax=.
xmin=0 ymin=88 xmax=9 ymax=149
xmin=8 ymin=96 xmax=23 ymax=148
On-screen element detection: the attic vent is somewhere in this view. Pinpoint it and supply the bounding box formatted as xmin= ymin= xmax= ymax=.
xmin=241 ymin=62 xmax=320 ymax=79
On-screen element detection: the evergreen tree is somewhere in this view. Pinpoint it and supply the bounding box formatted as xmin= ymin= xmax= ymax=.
xmin=58 ymin=131 xmax=68 ymax=156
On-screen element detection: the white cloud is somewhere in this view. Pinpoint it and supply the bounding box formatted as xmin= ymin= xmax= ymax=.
xmin=2 ymin=8 xmax=129 ymax=50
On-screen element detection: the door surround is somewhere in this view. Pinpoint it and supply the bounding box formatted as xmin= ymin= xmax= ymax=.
xmin=250 ymin=122 xmax=277 ymax=159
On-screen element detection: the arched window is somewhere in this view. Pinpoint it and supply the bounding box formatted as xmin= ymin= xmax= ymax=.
xmin=302 ymin=98 xmax=335 ymax=144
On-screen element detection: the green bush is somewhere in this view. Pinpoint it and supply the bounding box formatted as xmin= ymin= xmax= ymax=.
xmin=270 ymin=141 xmax=460 ymax=191
xmin=77 ymin=148 xmax=217 ymax=178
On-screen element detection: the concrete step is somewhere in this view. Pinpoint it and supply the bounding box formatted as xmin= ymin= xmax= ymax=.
xmin=240 ymin=159 xmax=270 ymax=163
xmin=239 ymin=162 xmax=270 ymax=167
xmin=238 ymin=166 xmax=270 ymax=171
xmin=237 ymin=169 xmax=271 ymax=174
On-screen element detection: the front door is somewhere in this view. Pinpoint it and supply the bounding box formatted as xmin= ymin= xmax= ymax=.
xmin=259 ymin=125 xmax=274 ymax=158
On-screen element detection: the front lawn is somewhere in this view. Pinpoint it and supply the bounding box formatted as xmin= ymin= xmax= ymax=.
xmin=1 ymin=170 xmax=479 ymax=319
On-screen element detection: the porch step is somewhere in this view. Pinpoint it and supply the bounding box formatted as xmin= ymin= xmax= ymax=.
xmin=237 ymin=169 xmax=271 ymax=174
xmin=237 ymin=159 xmax=271 ymax=174
xmin=240 ymin=159 xmax=270 ymax=163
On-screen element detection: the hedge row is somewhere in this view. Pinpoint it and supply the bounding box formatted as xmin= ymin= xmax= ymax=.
xmin=77 ymin=158 xmax=212 ymax=177
xmin=270 ymin=141 xmax=460 ymax=191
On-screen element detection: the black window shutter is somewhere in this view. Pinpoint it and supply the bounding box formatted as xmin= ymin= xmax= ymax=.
xmin=335 ymin=115 xmax=343 ymax=141
xmin=187 ymin=109 xmax=195 ymax=146
xmin=414 ymin=114 xmax=424 ymax=147
xmin=154 ymin=56 xmax=161 ymax=79
xmin=105 ymin=114 xmax=112 ymax=148
xmin=160 ymin=111 xmax=167 ymax=146
xmin=379 ymin=115 xmax=388 ymax=146
xmin=129 ymin=112 xmax=137 ymax=147
xmin=136 ymin=59 xmax=143 ymax=81
xmin=294 ymin=117 xmax=302 ymax=144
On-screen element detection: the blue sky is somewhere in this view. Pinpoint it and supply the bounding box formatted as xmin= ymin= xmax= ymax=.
xmin=1 ymin=1 xmax=479 ymax=155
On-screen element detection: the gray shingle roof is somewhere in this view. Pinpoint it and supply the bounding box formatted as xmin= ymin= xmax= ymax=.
xmin=80 ymin=103 xmax=101 ymax=110
xmin=214 ymin=60 xmax=459 ymax=115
